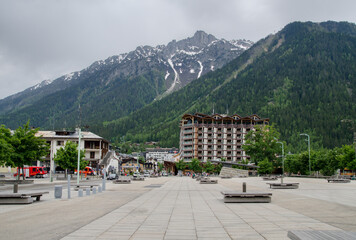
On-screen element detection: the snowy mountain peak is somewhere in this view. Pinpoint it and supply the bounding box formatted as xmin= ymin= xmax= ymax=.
xmin=0 ymin=31 xmax=253 ymax=114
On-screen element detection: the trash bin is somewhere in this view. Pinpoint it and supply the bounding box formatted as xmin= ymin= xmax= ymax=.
xmin=54 ymin=185 xmax=62 ymax=199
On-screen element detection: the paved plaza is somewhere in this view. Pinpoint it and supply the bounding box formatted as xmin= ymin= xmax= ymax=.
xmin=1 ymin=176 xmax=356 ymax=240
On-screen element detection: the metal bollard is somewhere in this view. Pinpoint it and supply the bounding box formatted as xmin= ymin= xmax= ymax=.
xmin=78 ymin=189 xmax=83 ymax=197
xmin=242 ymin=182 xmax=246 ymax=193
xmin=67 ymin=175 xmax=71 ymax=199
xmin=86 ymin=188 xmax=90 ymax=196
xmin=13 ymin=183 xmax=18 ymax=193
xmin=102 ymin=170 xmax=106 ymax=191
xmin=54 ymin=185 xmax=63 ymax=199
xmin=98 ymin=186 xmax=102 ymax=193
xmin=92 ymin=187 xmax=97 ymax=194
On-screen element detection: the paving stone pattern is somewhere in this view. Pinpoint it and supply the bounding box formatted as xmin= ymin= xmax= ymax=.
xmin=62 ymin=178 xmax=341 ymax=240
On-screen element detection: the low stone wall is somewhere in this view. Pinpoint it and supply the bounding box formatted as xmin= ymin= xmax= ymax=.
xmin=219 ymin=167 xmax=248 ymax=178
xmin=0 ymin=179 xmax=34 ymax=184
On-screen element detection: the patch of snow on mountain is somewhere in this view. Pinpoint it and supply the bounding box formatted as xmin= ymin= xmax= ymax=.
xmin=189 ymin=46 xmax=200 ymax=50
xmin=167 ymin=58 xmax=180 ymax=93
xmin=31 ymin=79 xmax=53 ymax=91
xmin=179 ymin=68 xmax=182 ymax=74
xmin=210 ymin=65 xmax=215 ymax=71
xmin=64 ymin=72 xmax=75 ymax=81
xmin=190 ymin=69 xmax=195 ymax=73
xmin=177 ymin=49 xmax=202 ymax=56
xmin=207 ymin=40 xmax=218 ymax=47
xmin=165 ymin=71 xmax=170 ymax=80
xmin=197 ymin=61 xmax=203 ymax=78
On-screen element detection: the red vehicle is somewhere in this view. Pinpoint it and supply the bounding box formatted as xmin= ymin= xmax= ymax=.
xmin=75 ymin=166 xmax=96 ymax=176
xmin=14 ymin=166 xmax=48 ymax=178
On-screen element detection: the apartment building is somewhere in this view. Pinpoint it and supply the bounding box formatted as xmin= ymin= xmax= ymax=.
xmin=36 ymin=130 xmax=109 ymax=170
xmin=179 ymin=113 xmax=269 ymax=162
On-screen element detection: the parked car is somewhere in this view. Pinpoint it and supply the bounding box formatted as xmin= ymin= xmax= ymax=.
xmin=107 ymin=173 xmax=118 ymax=180
xmin=133 ymin=172 xmax=141 ymax=178
xmin=162 ymin=171 xmax=168 ymax=177
xmin=143 ymin=171 xmax=150 ymax=177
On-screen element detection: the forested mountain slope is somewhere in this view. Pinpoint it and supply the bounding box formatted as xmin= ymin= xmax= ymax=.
xmin=94 ymin=21 xmax=356 ymax=151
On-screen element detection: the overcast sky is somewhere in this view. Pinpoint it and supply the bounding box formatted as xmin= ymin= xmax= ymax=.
xmin=0 ymin=0 xmax=355 ymax=99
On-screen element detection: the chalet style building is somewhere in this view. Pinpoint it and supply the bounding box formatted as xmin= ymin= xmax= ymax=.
xmin=36 ymin=130 xmax=109 ymax=170
xmin=179 ymin=113 xmax=269 ymax=162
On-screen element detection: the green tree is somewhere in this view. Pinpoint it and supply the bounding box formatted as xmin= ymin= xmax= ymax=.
xmin=175 ymin=159 xmax=187 ymax=171
xmin=157 ymin=162 xmax=164 ymax=172
xmin=0 ymin=125 xmax=13 ymax=166
xmin=257 ymin=158 xmax=273 ymax=175
xmin=53 ymin=141 xmax=86 ymax=177
xmin=243 ymin=125 xmax=280 ymax=165
xmin=9 ymin=122 xmax=49 ymax=180
xmin=339 ymin=145 xmax=356 ymax=172
xmin=203 ymin=161 xmax=215 ymax=174
xmin=214 ymin=163 xmax=223 ymax=174
xmin=188 ymin=158 xmax=202 ymax=173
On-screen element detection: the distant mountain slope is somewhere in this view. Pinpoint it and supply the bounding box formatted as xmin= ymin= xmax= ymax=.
xmin=0 ymin=31 xmax=252 ymax=128
xmin=94 ymin=21 xmax=356 ymax=151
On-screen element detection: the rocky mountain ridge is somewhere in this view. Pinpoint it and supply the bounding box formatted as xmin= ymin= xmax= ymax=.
xmin=0 ymin=31 xmax=253 ymax=128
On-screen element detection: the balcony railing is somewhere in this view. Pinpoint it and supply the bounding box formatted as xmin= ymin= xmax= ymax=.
xmin=183 ymin=135 xmax=193 ymax=139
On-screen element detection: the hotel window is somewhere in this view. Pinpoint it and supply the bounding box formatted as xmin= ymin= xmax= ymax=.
xmin=57 ymin=141 xmax=64 ymax=146
xmin=90 ymin=152 xmax=95 ymax=159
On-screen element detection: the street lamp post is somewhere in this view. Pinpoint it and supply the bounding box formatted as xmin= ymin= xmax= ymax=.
xmin=300 ymin=133 xmax=311 ymax=175
xmin=276 ymin=141 xmax=284 ymax=176
xmin=77 ymin=128 xmax=81 ymax=185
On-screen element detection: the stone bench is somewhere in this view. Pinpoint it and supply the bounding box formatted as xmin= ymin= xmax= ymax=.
xmin=262 ymin=176 xmax=278 ymax=181
xmin=288 ymin=230 xmax=356 ymax=240
xmin=267 ymin=183 xmax=299 ymax=189
xmin=0 ymin=192 xmax=49 ymax=204
xmin=327 ymin=179 xmax=351 ymax=183
xmin=113 ymin=179 xmax=131 ymax=184
xmin=132 ymin=177 xmax=145 ymax=181
xmin=200 ymin=179 xmax=218 ymax=184
xmin=73 ymin=184 xmax=99 ymax=191
xmin=221 ymin=191 xmax=272 ymax=203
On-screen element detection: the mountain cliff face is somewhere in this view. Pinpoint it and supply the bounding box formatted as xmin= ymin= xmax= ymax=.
xmin=93 ymin=21 xmax=356 ymax=150
xmin=0 ymin=31 xmax=252 ymax=128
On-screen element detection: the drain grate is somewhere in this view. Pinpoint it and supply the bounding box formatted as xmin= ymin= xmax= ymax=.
xmin=145 ymin=184 xmax=162 ymax=188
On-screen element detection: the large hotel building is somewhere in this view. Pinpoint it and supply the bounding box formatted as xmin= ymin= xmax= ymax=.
xmin=179 ymin=113 xmax=269 ymax=162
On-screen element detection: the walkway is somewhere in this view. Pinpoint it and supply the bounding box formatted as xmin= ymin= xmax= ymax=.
xmin=61 ymin=177 xmax=348 ymax=240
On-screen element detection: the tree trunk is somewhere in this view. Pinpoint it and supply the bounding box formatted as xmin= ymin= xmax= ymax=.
xmin=16 ymin=167 xmax=20 ymax=181
xmin=22 ymin=166 xmax=25 ymax=180
xmin=64 ymin=169 xmax=67 ymax=179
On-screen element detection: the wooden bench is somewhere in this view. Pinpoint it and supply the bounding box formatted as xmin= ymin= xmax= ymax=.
xmin=327 ymin=179 xmax=351 ymax=183
xmin=0 ymin=192 xmax=49 ymax=204
xmin=113 ymin=179 xmax=131 ymax=184
xmin=267 ymin=183 xmax=299 ymax=189
xmin=221 ymin=191 xmax=272 ymax=203
xmin=73 ymin=184 xmax=99 ymax=191
xmin=288 ymin=230 xmax=356 ymax=240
